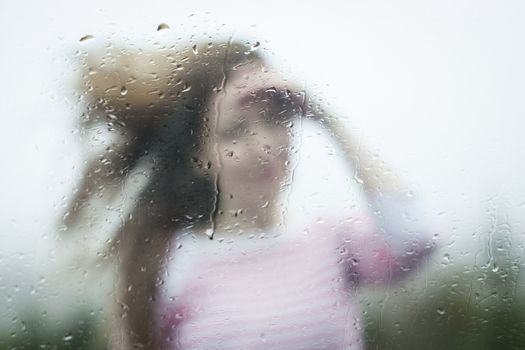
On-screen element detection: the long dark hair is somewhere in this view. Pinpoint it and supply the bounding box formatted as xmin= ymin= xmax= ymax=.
xmin=64 ymin=40 xmax=264 ymax=349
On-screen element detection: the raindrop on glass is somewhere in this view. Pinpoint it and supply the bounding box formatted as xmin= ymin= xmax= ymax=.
xmin=79 ymin=34 xmax=94 ymax=42
xmin=157 ymin=23 xmax=170 ymax=31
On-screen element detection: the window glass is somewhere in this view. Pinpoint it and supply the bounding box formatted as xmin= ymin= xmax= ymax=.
xmin=1 ymin=1 xmax=524 ymax=349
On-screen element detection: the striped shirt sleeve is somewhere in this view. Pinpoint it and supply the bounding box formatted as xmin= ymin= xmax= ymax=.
xmin=331 ymin=194 xmax=437 ymax=284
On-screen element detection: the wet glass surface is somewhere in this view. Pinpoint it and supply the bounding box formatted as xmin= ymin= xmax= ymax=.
xmin=1 ymin=2 xmax=525 ymax=349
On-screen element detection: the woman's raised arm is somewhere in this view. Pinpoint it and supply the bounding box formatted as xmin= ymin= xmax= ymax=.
xmin=303 ymin=101 xmax=438 ymax=284
xmin=303 ymin=101 xmax=404 ymax=198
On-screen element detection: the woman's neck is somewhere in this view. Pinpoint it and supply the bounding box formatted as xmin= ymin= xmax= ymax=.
xmin=210 ymin=194 xmax=282 ymax=237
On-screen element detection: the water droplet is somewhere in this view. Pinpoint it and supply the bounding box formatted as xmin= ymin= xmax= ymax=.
xmin=440 ymin=253 xmax=451 ymax=266
xmin=251 ymin=41 xmax=260 ymax=51
xmin=436 ymin=307 xmax=445 ymax=315
xmin=260 ymin=332 xmax=267 ymax=343
xmin=63 ymin=334 xmax=73 ymax=341
xmin=181 ymin=83 xmax=191 ymax=92
xmin=192 ymin=44 xmax=198 ymax=54
xmin=157 ymin=23 xmax=170 ymax=31
xmin=79 ymin=35 xmax=94 ymax=42
xmin=492 ymin=264 xmax=499 ymax=273
xmin=120 ymin=86 xmax=128 ymax=96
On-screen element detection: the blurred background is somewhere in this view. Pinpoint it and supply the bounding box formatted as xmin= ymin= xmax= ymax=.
xmin=1 ymin=0 xmax=524 ymax=349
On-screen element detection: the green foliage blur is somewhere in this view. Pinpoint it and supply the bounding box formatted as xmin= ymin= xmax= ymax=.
xmin=0 ymin=311 xmax=108 ymax=350
xmin=365 ymin=215 xmax=525 ymax=350
xmin=364 ymin=266 xmax=525 ymax=349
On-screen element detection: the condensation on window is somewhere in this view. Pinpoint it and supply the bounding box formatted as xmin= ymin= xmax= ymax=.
xmin=1 ymin=2 xmax=525 ymax=350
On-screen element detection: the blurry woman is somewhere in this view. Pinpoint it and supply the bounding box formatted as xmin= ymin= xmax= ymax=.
xmin=65 ymin=40 xmax=436 ymax=349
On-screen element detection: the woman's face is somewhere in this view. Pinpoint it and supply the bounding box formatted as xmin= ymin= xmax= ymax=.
xmin=208 ymin=62 xmax=296 ymax=206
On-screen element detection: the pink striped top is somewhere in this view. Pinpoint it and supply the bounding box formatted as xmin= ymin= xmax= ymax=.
xmin=157 ymin=199 xmax=436 ymax=350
